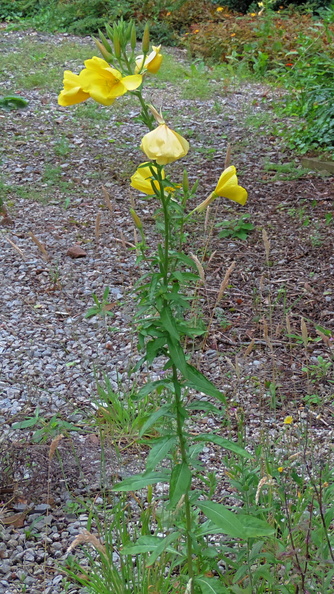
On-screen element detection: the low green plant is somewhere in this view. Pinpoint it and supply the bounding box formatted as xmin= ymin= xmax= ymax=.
xmin=302 ymin=355 xmax=333 ymax=381
xmin=216 ymin=213 xmax=254 ymax=240
xmin=85 ymin=287 xmax=115 ymax=320
xmin=11 ymin=408 xmax=81 ymax=443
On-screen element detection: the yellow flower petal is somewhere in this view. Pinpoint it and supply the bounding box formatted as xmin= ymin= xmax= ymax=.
xmin=58 ymin=71 xmax=90 ymax=106
xmin=195 ymin=166 xmax=247 ymax=211
xmin=140 ymin=124 xmax=189 ymax=165
xmin=284 ymin=416 xmax=293 ymax=425
xmin=130 ymin=163 xmax=165 ymax=195
xmin=135 ymin=45 xmax=163 ymax=74
xmin=121 ymin=74 xmax=143 ymax=90
xmin=78 ymin=58 xmax=142 ymax=105
xmin=215 ymin=165 xmax=248 ymax=205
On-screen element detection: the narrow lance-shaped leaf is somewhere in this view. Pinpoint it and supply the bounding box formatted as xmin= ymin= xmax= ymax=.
xmin=194 ymin=433 xmax=253 ymax=459
xmin=145 ymin=436 xmax=177 ymax=472
xmin=111 ymin=471 xmax=170 ymax=492
xmin=167 ymin=463 xmax=191 ymax=509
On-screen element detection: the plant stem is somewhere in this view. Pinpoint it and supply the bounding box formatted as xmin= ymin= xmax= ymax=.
xmin=132 ymin=91 xmax=154 ymax=130
xmin=172 ymin=363 xmax=194 ymax=593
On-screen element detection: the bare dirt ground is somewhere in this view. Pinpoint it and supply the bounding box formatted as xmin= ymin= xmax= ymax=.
xmin=0 ymin=28 xmax=333 ymax=593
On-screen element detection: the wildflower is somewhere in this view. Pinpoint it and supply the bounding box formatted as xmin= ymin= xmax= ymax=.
xmin=58 ymin=71 xmax=90 ymax=106
xmin=130 ymin=163 xmax=165 ymax=195
xmin=278 ymin=467 xmax=284 ymax=473
xmin=286 ymin=63 xmax=293 ymax=67
xmin=216 ymin=6 xmax=224 ymax=11
xmin=250 ymin=12 xmax=256 ymax=16
xmin=195 ymin=166 xmax=247 ymax=212
xmin=140 ymin=124 xmax=189 ymax=165
xmin=284 ymin=416 xmax=293 ymax=425
xmin=230 ymin=33 xmax=236 ymax=37
xmin=79 ymin=57 xmax=142 ymax=106
xmin=135 ymin=45 xmax=163 ymax=74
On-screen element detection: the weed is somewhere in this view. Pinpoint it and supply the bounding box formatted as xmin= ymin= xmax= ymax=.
xmin=84 ymin=287 xmax=115 ymax=320
xmin=216 ymin=213 xmax=254 ymax=240
xmin=303 ymin=355 xmax=332 ymax=381
xmin=11 ymin=408 xmax=81 ymax=443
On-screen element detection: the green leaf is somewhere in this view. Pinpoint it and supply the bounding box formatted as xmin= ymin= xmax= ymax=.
xmin=184 ymin=364 xmax=225 ymax=402
xmin=198 ymin=502 xmax=275 ymax=538
xmin=166 ymin=337 xmax=225 ymax=402
xmin=187 ymin=401 xmax=222 ymax=414
xmin=197 ymin=502 xmax=244 ymax=538
xmin=194 ymin=434 xmax=253 ymax=459
xmin=139 ymin=403 xmax=172 ymax=437
xmin=160 ymin=306 xmax=180 ymax=341
xmin=121 ymin=535 xmax=163 ymax=555
xmin=195 ymin=576 xmax=230 ymax=594
xmin=168 ymin=463 xmax=192 ymax=509
xmin=146 ymin=336 xmax=167 ymax=364
xmin=146 ymin=531 xmax=180 ymax=566
xmin=237 ymin=514 xmax=275 ymax=537
xmin=146 ymin=436 xmax=177 ymax=472
xmin=111 ymin=471 xmax=170 ymax=492
xmin=136 ymin=379 xmax=173 ymax=399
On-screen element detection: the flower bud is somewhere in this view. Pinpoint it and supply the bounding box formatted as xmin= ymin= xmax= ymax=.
xmin=142 ymin=23 xmax=150 ymax=53
xmin=130 ymin=208 xmax=143 ymax=229
xmin=130 ymin=22 xmax=137 ymax=50
xmin=113 ymin=33 xmax=121 ymax=59
xmin=93 ymin=38 xmax=113 ymax=63
xmin=98 ymin=30 xmax=113 ymax=54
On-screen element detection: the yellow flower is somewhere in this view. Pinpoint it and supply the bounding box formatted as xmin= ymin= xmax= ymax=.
xmin=58 ymin=71 xmax=90 ymax=106
xmin=216 ymin=6 xmax=224 ymax=11
xmin=140 ymin=124 xmax=189 ymax=165
xmin=284 ymin=416 xmax=293 ymax=425
xmin=130 ymin=163 xmax=165 ymax=195
xmin=278 ymin=467 xmax=284 ymax=473
xmin=195 ymin=166 xmax=247 ymax=212
xmin=135 ymin=45 xmax=163 ymax=74
xmin=250 ymin=12 xmax=256 ymax=16
xmin=79 ymin=57 xmax=142 ymax=106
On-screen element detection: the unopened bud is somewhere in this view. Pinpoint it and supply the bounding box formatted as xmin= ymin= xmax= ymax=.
xmin=113 ymin=33 xmax=121 ymax=59
xmin=142 ymin=23 xmax=150 ymax=53
xmin=94 ymin=38 xmax=113 ymax=62
xmin=98 ymin=30 xmax=113 ymax=54
xmin=130 ymin=22 xmax=137 ymax=50
xmin=130 ymin=208 xmax=143 ymax=230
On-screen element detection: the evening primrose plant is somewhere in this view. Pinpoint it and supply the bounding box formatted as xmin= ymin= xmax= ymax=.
xmin=58 ymin=21 xmax=273 ymax=594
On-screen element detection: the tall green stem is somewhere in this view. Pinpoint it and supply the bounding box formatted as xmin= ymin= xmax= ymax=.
xmin=172 ymin=363 xmax=194 ymax=592
xmin=159 ymin=167 xmax=194 ymax=592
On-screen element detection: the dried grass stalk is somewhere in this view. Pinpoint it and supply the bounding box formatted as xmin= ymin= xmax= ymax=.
xmin=4 ymin=236 xmax=26 ymax=260
xmin=95 ymin=213 xmax=102 ymax=241
xmin=189 ymin=252 xmax=205 ymax=284
xmin=244 ymin=339 xmax=255 ymax=357
xmin=29 ymin=231 xmax=49 ymax=261
xmin=204 ymin=205 xmax=210 ymax=233
xmin=66 ymin=529 xmax=106 ymax=557
xmin=300 ymin=317 xmax=308 ymax=348
xmin=255 ymin=475 xmax=276 ymax=505
xmin=224 ymin=143 xmax=231 ymax=169
xmin=102 ymin=185 xmax=113 ymax=214
xmin=262 ymin=228 xmax=270 ymax=264
xmin=217 ymin=261 xmax=236 ymax=303
xmin=49 ymin=434 xmax=64 ymax=461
